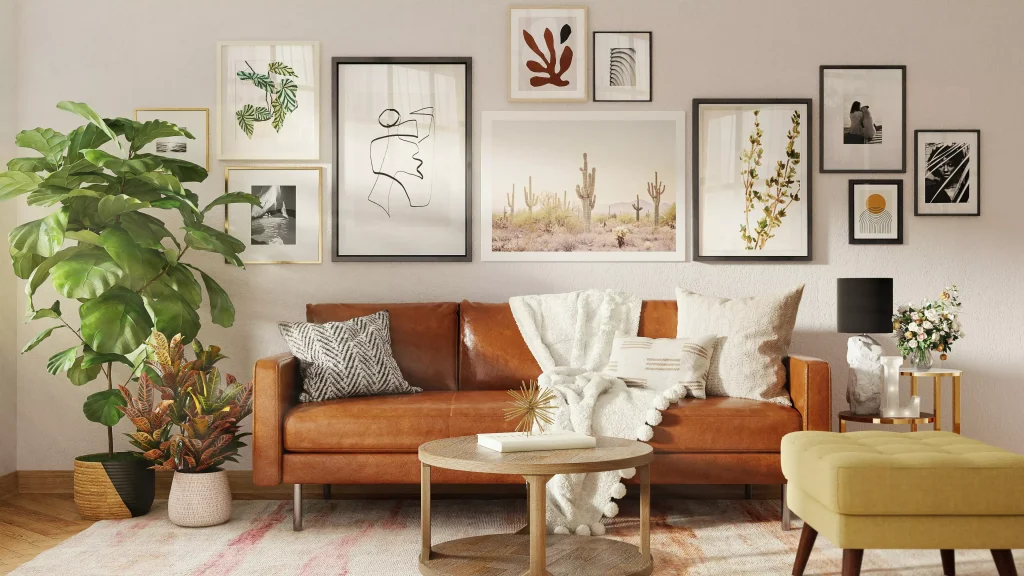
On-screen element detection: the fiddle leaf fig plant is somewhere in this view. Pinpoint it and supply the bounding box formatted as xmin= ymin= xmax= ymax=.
xmin=2 ymin=101 xmax=259 ymax=459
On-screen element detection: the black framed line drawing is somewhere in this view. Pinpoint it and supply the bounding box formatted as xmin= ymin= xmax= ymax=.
xmin=915 ymin=129 xmax=980 ymax=216
xmin=849 ymin=180 xmax=903 ymax=244
xmin=693 ymin=98 xmax=813 ymax=262
xmin=592 ymin=31 xmax=652 ymax=102
xmin=820 ymin=65 xmax=906 ymax=173
xmin=331 ymin=57 xmax=472 ymax=261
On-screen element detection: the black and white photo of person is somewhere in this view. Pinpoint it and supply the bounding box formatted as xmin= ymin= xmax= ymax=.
xmin=924 ymin=142 xmax=970 ymax=203
xmin=250 ymin=184 xmax=297 ymax=245
xmin=845 ymin=101 xmax=880 ymax=145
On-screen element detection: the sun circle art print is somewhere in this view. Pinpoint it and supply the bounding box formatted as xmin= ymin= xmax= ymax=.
xmin=866 ymin=193 xmax=886 ymax=214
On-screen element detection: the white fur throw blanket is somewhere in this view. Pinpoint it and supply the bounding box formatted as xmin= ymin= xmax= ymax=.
xmin=510 ymin=290 xmax=674 ymax=535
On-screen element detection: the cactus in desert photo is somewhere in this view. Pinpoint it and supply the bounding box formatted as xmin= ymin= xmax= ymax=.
xmin=575 ymin=153 xmax=597 ymax=232
xmin=631 ymin=194 xmax=643 ymax=222
xmin=507 ymin=184 xmax=516 ymax=216
xmin=647 ymin=171 xmax=665 ymax=227
xmin=523 ymin=176 xmax=538 ymax=218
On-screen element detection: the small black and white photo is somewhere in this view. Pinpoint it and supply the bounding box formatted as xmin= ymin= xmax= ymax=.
xmin=155 ymin=140 xmax=188 ymax=154
xmin=593 ymin=31 xmax=652 ymax=102
xmin=820 ymin=66 xmax=905 ymax=172
xmin=915 ymin=129 xmax=980 ymax=216
xmin=225 ymin=167 xmax=322 ymax=264
xmin=250 ymin=185 xmax=297 ymax=245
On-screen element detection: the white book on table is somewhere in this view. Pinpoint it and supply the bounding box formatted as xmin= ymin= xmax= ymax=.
xmin=477 ymin=431 xmax=596 ymax=453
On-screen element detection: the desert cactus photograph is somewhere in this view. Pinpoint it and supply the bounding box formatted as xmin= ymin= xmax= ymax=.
xmin=484 ymin=113 xmax=684 ymax=260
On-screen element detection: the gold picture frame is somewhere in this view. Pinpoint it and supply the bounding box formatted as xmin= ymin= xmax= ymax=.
xmin=508 ymin=5 xmax=588 ymax=103
xmin=133 ymin=107 xmax=210 ymax=170
xmin=224 ymin=166 xmax=323 ymax=264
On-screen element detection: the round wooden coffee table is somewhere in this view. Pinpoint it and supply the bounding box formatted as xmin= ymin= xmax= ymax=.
xmin=418 ymin=435 xmax=654 ymax=576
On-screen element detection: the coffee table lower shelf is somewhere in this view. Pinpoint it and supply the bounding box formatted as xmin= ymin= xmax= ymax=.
xmin=419 ymin=533 xmax=653 ymax=576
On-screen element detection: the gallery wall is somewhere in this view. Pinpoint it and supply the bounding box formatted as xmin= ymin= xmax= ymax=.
xmin=7 ymin=0 xmax=1024 ymax=470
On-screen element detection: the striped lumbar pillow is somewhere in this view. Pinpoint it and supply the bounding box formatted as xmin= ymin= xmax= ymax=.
xmin=604 ymin=335 xmax=717 ymax=400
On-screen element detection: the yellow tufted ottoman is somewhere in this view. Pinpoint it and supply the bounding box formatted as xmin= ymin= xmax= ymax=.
xmin=782 ymin=431 xmax=1024 ymax=576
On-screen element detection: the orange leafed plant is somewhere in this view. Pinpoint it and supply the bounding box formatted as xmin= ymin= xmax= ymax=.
xmin=118 ymin=332 xmax=253 ymax=473
xmin=523 ymin=26 xmax=573 ymax=87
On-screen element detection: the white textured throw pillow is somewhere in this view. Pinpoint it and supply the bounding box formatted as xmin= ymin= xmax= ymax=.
xmin=604 ymin=335 xmax=717 ymax=400
xmin=675 ymin=286 xmax=804 ymax=405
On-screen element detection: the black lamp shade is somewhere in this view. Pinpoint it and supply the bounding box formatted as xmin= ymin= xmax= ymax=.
xmin=837 ymin=278 xmax=893 ymax=334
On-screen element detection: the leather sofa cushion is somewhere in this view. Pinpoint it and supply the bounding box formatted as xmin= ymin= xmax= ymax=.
xmin=306 ymin=302 xmax=458 ymax=391
xmin=649 ymin=397 xmax=801 ymax=453
xmin=284 ymin=390 xmax=800 ymax=454
xmin=459 ymin=301 xmax=541 ymax=390
xmin=638 ymin=300 xmax=677 ymax=338
xmin=284 ymin=392 xmax=454 ymax=452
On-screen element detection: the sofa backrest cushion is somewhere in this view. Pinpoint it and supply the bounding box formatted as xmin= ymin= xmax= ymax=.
xmin=458 ymin=299 xmax=681 ymax=390
xmin=306 ymin=302 xmax=458 ymax=391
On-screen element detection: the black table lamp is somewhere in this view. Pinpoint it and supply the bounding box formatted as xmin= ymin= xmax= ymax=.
xmin=837 ymin=278 xmax=894 ymax=335
xmin=838 ymin=277 xmax=894 ymax=415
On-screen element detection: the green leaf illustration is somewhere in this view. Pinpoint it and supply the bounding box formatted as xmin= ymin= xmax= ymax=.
xmin=268 ymin=61 xmax=297 ymax=77
xmin=278 ymin=78 xmax=298 ymax=113
xmin=237 ymin=70 xmax=273 ymax=92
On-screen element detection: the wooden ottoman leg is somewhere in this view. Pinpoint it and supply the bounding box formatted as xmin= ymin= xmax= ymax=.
xmin=991 ymin=550 xmax=1018 ymax=576
xmin=842 ymin=549 xmax=864 ymax=576
xmin=940 ymin=549 xmax=955 ymax=576
xmin=791 ymin=524 xmax=817 ymax=576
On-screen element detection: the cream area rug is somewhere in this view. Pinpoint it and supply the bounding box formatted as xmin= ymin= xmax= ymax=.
xmin=13 ymin=499 xmax=1022 ymax=575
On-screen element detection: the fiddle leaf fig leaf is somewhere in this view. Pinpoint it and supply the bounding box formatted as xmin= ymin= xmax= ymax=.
xmin=23 ymin=325 xmax=64 ymax=353
xmin=160 ymin=264 xmax=202 ymax=309
xmin=82 ymin=149 xmax=160 ymax=176
xmin=98 ymin=226 xmax=165 ymax=290
xmin=68 ymin=355 xmax=103 ymax=386
xmin=185 ymin=265 xmax=235 ymax=328
xmin=128 ymin=120 xmax=195 ymax=153
xmin=50 ymin=246 xmax=124 ymax=299
xmin=9 ymin=209 xmax=68 ymax=259
xmin=46 ymin=346 xmax=78 ymax=374
xmin=119 ymin=212 xmax=177 ymax=250
xmin=26 ymin=245 xmax=84 ymax=306
xmin=29 ymin=300 xmax=62 ymax=321
xmin=56 ymin=101 xmax=123 ymax=154
xmin=81 ymin=347 xmax=132 ymax=369
xmin=79 ymin=286 xmax=154 ymax=355
xmin=83 ymin=389 xmax=126 ymax=425
xmin=97 ymin=194 xmax=148 ymax=223
xmin=201 ymin=192 xmax=260 ymax=214
xmin=0 ymin=171 xmax=43 ymax=202
xmin=15 ymin=128 xmax=68 ymax=166
xmin=144 ymin=283 xmax=201 ymax=344
xmin=65 ymin=123 xmax=112 ymax=164
xmin=184 ymin=224 xmax=245 ymax=267
xmin=7 ymin=157 xmax=52 ymax=173
xmin=133 ymin=155 xmax=207 ymax=183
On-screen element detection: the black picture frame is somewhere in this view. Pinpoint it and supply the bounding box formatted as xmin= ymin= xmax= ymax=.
xmin=819 ymin=65 xmax=907 ymax=174
xmin=848 ymin=180 xmax=903 ymax=245
xmin=331 ymin=56 xmax=473 ymax=262
xmin=591 ymin=31 xmax=652 ymax=103
xmin=692 ymin=98 xmax=813 ymax=262
xmin=914 ymin=129 xmax=981 ymax=217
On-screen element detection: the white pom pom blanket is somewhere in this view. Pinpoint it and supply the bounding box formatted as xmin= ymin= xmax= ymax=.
xmin=510 ymin=290 xmax=673 ymax=534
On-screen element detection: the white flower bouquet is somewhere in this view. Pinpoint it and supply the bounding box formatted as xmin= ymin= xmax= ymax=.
xmin=891 ymin=285 xmax=964 ymax=366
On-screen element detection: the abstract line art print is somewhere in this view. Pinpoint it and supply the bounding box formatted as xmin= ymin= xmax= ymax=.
xmin=608 ymin=48 xmax=636 ymax=87
xmin=593 ymin=31 xmax=652 ymax=102
xmin=914 ymin=130 xmax=980 ymax=216
xmin=509 ymin=7 xmax=588 ymax=102
xmin=333 ymin=58 xmax=471 ymax=261
xmin=848 ymin=180 xmax=902 ymax=244
xmin=367 ymin=107 xmax=435 ymax=216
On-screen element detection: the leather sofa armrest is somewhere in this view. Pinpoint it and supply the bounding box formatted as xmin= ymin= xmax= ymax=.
xmin=785 ymin=355 xmax=832 ymax=432
xmin=253 ymin=353 xmax=300 ymax=486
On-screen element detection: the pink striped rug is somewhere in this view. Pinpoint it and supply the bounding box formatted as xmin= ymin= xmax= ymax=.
xmin=13 ymin=499 xmax=1022 ymax=575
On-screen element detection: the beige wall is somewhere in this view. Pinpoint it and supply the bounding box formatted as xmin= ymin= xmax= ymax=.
xmin=7 ymin=0 xmax=1024 ymax=470
xmin=0 ymin=0 xmax=20 ymax=476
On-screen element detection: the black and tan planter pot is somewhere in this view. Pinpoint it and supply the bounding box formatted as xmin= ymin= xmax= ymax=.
xmin=73 ymin=454 xmax=155 ymax=520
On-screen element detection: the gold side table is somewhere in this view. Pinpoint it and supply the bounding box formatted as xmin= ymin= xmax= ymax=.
xmin=901 ymin=368 xmax=962 ymax=433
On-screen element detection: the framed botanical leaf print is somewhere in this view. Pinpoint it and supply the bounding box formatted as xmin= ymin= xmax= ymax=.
xmin=509 ymin=6 xmax=587 ymax=102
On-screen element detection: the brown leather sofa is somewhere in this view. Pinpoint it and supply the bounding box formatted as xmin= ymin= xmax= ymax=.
xmin=253 ymin=301 xmax=831 ymax=529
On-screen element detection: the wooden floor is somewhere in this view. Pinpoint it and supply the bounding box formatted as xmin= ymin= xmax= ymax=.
xmin=0 ymin=494 xmax=92 ymax=575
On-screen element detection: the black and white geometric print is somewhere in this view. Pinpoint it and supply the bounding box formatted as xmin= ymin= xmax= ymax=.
xmin=278 ymin=311 xmax=421 ymax=403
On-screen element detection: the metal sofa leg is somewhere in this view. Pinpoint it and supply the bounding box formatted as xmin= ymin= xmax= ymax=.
xmin=782 ymin=484 xmax=792 ymax=531
xmin=293 ymin=484 xmax=303 ymax=531
xmin=745 ymin=484 xmax=753 ymax=499
xmin=323 ymin=484 xmax=332 ymax=500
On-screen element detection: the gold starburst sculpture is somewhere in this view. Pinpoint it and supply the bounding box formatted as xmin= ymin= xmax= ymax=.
xmin=504 ymin=380 xmax=557 ymax=436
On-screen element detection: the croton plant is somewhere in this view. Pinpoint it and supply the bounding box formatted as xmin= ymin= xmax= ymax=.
xmin=119 ymin=332 xmax=253 ymax=473
xmin=1 ymin=101 xmax=258 ymax=459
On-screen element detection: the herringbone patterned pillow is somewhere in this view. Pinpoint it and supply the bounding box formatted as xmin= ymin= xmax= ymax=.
xmin=278 ymin=311 xmax=421 ymax=402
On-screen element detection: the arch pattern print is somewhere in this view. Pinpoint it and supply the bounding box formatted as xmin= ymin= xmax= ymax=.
xmin=848 ymin=180 xmax=903 ymax=245
xmin=593 ymin=31 xmax=652 ymax=102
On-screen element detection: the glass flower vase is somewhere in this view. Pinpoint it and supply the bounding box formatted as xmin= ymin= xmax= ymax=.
xmin=908 ymin=348 xmax=934 ymax=370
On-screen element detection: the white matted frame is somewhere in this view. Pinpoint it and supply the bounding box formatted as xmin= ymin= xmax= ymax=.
xmin=217 ymin=41 xmax=320 ymax=160
xmin=134 ymin=108 xmax=209 ymax=170
xmin=820 ymin=65 xmax=906 ymax=173
xmin=914 ymin=129 xmax=980 ymax=216
xmin=224 ymin=166 xmax=322 ymax=264
xmin=592 ymin=31 xmax=652 ymax=102
xmin=509 ymin=6 xmax=588 ymax=102
xmin=482 ymin=111 xmax=686 ymax=262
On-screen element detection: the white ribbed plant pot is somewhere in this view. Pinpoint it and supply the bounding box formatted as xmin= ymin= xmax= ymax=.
xmin=167 ymin=470 xmax=232 ymax=527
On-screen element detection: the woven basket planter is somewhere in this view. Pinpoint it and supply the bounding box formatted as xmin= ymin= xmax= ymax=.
xmin=168 ymin=470 xmax=232 ymax=527
xmin=73 ymin=454 xmax=155 ymax=521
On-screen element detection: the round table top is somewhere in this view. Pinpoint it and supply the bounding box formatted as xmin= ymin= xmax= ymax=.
xmin=418 ymin=435 xmax=653 ymax=475
xmin=838 ymin=410 xmax=936 ymax=425
xmin=900 ymin=368 xmax=962 ymax=376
